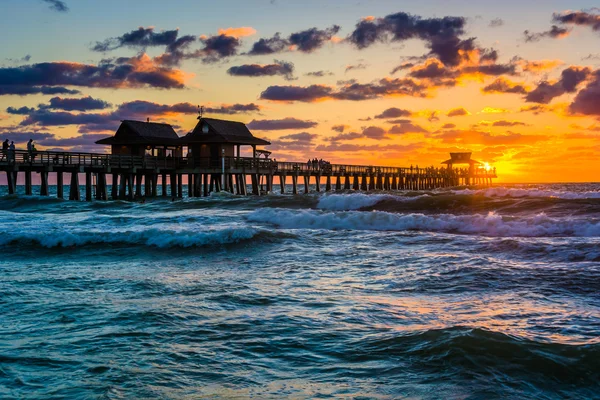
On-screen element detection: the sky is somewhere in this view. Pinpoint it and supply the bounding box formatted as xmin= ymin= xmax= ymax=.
xmin=1 ymin=0 xmax=599 ymax=182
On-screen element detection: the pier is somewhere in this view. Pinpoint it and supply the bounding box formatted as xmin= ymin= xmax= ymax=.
xmin=0 ymin=117 xmax=496 ymax=200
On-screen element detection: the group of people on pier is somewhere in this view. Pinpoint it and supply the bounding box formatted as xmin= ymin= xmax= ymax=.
xmin=1 ymin=138 xmax=38 ymax=162
xmin=307 ymin=158 xmax=332 ymax=172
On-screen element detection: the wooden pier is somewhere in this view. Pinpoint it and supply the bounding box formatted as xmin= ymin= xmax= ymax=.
xmin=0 ymin=149 xmax=497 ymax=200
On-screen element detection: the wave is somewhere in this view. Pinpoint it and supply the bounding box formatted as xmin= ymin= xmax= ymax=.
xmin=455 ymin=187 xmax=600 ymax=200
xmin=0 ymin=227 xmax=290 ymax=249
xmin=317 ymin=193 xmax=424 ymax=211
xmin=247 ymin=208 xmax=600 ymax=237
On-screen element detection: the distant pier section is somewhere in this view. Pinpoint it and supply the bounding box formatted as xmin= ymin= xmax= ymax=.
xmin=0 ymin=117 xmax=496 ymax=200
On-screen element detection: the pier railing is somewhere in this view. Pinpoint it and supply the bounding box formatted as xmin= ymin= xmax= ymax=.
xmin=0 ymin=150 xmax=497 ymax=178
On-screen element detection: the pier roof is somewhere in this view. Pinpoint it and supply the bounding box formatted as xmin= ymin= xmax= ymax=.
xmin=95 ymin=120 xmax=180 ymax=146
xmin=181 ymin=118 xmax=270 ymax=146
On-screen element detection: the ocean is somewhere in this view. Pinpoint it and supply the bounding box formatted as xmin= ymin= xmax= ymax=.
xmin=0 ymin=183 xmax=599 ymax=399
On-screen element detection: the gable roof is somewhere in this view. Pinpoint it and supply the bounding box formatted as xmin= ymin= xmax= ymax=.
xmin=181 ymin=118 xmax=270 ymax=146
xmin=95 ymin=120 xmax=180 ymax=145
xmin=441 ymin=152 xmax=481 ymax=165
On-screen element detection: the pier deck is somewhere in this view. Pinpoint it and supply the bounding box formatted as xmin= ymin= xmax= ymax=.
xmin=0 ymin=150 xmax=497 ymax=200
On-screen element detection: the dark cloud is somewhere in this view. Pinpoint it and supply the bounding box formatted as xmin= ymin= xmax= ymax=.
xmin=17 ymin=100 xmax=259 ymax=130
xmin=200 ymin=34 xmax=241 ymax=63
xmin=388 ymin=122 xmax=428 ymax=134
xmin=247 ymin=33 xmax=289 ymax=55
xmin=92 ymin=27 xmax=180 ymax=52
xmin=41 ymin=0 xmax=68 ymax=12
xmin=314 ymin=142 xmax=421 ymax=153
xmin=260 ymin=77 xmax=428 ymax=102
xmin=305 ymin=70 xmax=333 ymax=77
xmin=6 ymin=106 xmax=36 ymax=115
xmin=441 ymin=123 xmax=456 ymax=129
xmin=268 ymin=131 xmax=318 ymax=151
xmin=523 ymin=25 xmax=571 ymax=42
xmin=0 ymin=85 xmax=80 ymax=96
xmin=570 ymin=70 xmax=600 ymax=116
xmin=345 ymin=63 xmax=368 ymax=73
xmin=227 ymin=60 xmax=294 ymax=80
xmin=491 ymin=120 xmax=528 ymax=127
xmin=433 ymin=129 xmax=549 ymax=145
xmin=447 ymin=107 xmax=470 ymax=117
xmin=38 ymin=133 xmax=111 ymax=147
xmin=331 ymin=124 xmax=348 ymax=133
xmin=328 ymin=131 xmax=363 ymax=141
xmin=526 ymin=66 xmax=591 ymax=103
xmin=552 ymin=10 xmax=600 ymax=32
xmin=247 ymin=117 xmax=318 ymax=130
xmin=348 ymin=12 xmax=470 ymax=66
xmin=259 ymin=84 xmax=334 ymax=102
xmin=374 ymin=107 xmax=412 ymax=119
xmin=489 ymin=18 xmax=504 ymax=28
xmin=482 ymin=77 xmax=528 ymax=94
xmin=0 ymin=58 xmax=186 ymax=92
xmin=40 ymin=96 xmax=111 ymax=111
xmin=0 ymin=127 xmax=55 ymax=142
xmin=289 ymin=25 xmax=340 ymax=52
xmin=390 ymin=62 xmax=415 ymax=75
xmin=362 ymin=126 xmax=387 ymax=139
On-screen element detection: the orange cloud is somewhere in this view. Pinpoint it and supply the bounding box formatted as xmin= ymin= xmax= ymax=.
xmin=517 ymin=59 xmax=564 ymax=73
xmin=218 ymin=27 xmax=257 ymax=38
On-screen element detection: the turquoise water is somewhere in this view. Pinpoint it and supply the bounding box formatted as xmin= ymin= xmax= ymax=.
xmin=0 ymin=184 xmax=599 ymax=399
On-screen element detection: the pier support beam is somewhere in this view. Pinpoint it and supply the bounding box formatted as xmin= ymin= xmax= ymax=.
xmin=279 ymin=175 xmax=286 ymax=194
xmin=335 ymin=176 xmax=341 ymax=191
xmin=303 ymin=175 xmax=309 ymax=194
xmin=119 ymin=174 xmax=127 ymax=200
xmin=344 ymin=175 xmax=351 ymax=190
xmin=111 ymin=173 xmax=118 ymax=200
xmin=170 ymin=174 xmax=176 ymax=198
xmin=85 ymin=171 xmax=92 ymax=201
xmin=6 ymin=170 xmax=15 ymax=195
xmin=57 ymin=172 xmax=64 ymax=199
xmin=315 ymin=175 xmax=321 ymax=192
xmin=25 ymin=171 xmax=32 ymax=195
xmin=326 ymin=175 xmax=332 ymax=192
xmin=291 ymin=175 xmax=298 ymax=194
xmin=69 ymin=172 xmax=80 ymax=201
xmin=135 ymin=173 xmax=142 ymax=198
xmin=40 ymin=171 xmax=49 ymax=196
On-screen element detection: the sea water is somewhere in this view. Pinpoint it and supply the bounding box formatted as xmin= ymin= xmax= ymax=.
xmin=0 ymin=183 xmax=599 ymax=399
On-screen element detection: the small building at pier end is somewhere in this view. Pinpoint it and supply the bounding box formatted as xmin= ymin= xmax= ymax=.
xmin=181 ymin=117 xmax=271 ymax=167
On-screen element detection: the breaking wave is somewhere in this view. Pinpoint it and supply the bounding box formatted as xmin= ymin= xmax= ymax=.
xmin=247 ymin=208 xmax=600 ymax=237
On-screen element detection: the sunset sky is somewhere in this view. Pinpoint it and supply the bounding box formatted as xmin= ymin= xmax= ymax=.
xmin=1 ymin=0 xmax=599 ymax=182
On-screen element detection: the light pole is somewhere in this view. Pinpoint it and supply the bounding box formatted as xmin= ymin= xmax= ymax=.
xmin=221 ymin=148 xmax=225 ymax=191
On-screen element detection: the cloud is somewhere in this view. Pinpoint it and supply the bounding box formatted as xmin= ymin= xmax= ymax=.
xmin=217 ymin=27 xmax=257 ymax=38
xmin=38 ymin=133 xmax=111 ymax=147
xmin=247 ymin=33 xmax=289 ymax=55
xmin=482 ymin=77 xmax=528 ymax=94
xmin=328 ymin=131 xmax=364 ymax=141
xmin=41 ymin=0 xmax=68 ymax=12
xmin=433 ymin=129 xmax=549 ymax=145
xmin=268 ymin=131 xmax=318 ymax=151
xmin=489 ymin=18 xmax=504 ymax=28
xmin=260 ymin=75 xmax=444 ymax=104
xmin=526 ymin=66 xmax=591 ymax=103
xmin=289 ymin=25 xmax=340 ymax=52
xmin=362 ymin=126 xmax=387 ymax=139
xmin=441 ymin=123 xmax=456 ymax=129
xmin=523 ymin=25 xmax=571 ymax=42
xmin=41 ymin=96 xmax=111 ymax=111
xmin=314 ymin=142 xmax=421 ymax=153
xmin=92 ymin=27 xmax=180 ymax=52
xmin=552 ymin=10 xmax=600 ymax=32
xmin=0 ymin=127 xmax=56 ymax=142
xmin=247 ymin=25 xmax=339 ymax=56
xmin=447 ymin=107 xmax=470 ymax=117
xmin=388 ymin=122 xmax=428 ymax=134
xmin=305 ymin=70 xmax=333 ymax=77
xmin=515 ymin=59 xmax=564 ymax=73
xmin=390 ymin=62 xmax=415 ymax=75
xmin=347 ymin=12 xmax=473 ymax=66
xmin=569 ymin=70 xmax=600 ymax=115
xmin=247 ymin=117 xmax=318 ymax=130
xmin=0 ymin=85 xmax=80 ymax=96
xmin=475 ymin=120 xmax=529 ymax=127
xmin=345 ymin=63 xmax=368 ymax=73
xmin=0 ymin=56 xmax=188 ymax=93
xmin=374 ymin=107 xmax=412 ymax=119
xmin=17 ymin=100 xmax=259 ymax=130
xmin=227 ymin=60 xmax=294 ymax=80
xmin=331 ymin=124 xmax=349 ymax=133
xmin=6 ymin=106 xmax=35 ymax=115
xmin=199 ymin=34 xmax=242 ymax=63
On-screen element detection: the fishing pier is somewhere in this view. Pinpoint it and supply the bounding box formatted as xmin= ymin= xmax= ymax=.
xmin=0 ymin=118 xmax=496 ymax=200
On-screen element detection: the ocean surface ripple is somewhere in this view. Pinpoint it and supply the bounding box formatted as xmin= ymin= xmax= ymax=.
xmin=0 ymin=183 xmax=599 ymax=399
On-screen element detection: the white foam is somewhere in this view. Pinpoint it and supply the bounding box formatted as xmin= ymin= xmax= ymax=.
xmin=247 ymin=208 xmax=600 ymax=237
xmin=453 ymin=187 xmax=600 ymax=200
